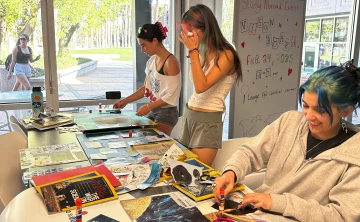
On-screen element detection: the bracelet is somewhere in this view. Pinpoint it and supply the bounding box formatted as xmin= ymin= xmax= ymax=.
xmin=146 ymin=104 xmax=151 ymax=112
xmin=190 ymin=59 xmax=199 ymax=65
xmin=186 ymin=48 xmax=199 ymax=58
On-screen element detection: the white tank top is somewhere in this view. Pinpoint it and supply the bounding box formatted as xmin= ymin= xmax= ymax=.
xmin=188 ymin=58 xmax=235 ymax=112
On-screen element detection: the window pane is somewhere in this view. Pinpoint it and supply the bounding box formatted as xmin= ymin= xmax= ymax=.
xmin=151 ymin=0 xmax=172 ymax=50
xmin=320 ymin=19 xmax=333 ymax=42
xmin=54 ymin=0 xmax=134 ymax=101
xmin=318 ymin=43 xmax=332 ymax=70
xmin=334 ymin=17 xmax=348 ymax=42
xmin=0 ymin=3 xmax=44 ymax=101
xmin=304 ymin=46 xmax=316 ymax=73
xmin=305 ymin=20 xmax=320 ymax=42
xmin=222 ymin=0 xmax=234 ymax=140
xmin=331 ymin=43 xmax=347 ymax=66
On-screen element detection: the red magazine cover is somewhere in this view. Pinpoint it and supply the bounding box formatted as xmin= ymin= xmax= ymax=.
xmin=32 ymin=161 xmax=121 ymax=187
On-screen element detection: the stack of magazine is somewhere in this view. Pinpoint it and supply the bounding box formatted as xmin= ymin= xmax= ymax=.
xmin=35 ymin=171 xmax=118 ymax=214
xmin=30 ymin=115 xmax=74 ymax=130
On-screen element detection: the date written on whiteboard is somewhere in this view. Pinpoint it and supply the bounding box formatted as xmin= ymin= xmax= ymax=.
xmin=247 ymin=54 xmax=271 ymax=65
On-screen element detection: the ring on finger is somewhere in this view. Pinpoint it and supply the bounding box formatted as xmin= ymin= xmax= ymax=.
xmin=212 ymin=183 xmax=217 ymax=188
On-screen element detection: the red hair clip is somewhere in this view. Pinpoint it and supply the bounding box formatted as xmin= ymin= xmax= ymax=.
xmin=155 ymin=21 xmax=168 ymax=40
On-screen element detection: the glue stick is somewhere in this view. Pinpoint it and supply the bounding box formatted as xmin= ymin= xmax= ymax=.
xmin=76 ymin=198 xmax=82 ymax=222
xmin=219 ymin=188 xmax=225 ymax=211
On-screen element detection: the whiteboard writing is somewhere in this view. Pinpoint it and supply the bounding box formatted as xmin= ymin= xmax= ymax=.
xmin=230 ymin=0 xmax=305 ymax=138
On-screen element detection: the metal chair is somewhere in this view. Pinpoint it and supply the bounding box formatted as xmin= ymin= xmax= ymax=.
xmin=0 ymin=132 xmax=28 ymax=213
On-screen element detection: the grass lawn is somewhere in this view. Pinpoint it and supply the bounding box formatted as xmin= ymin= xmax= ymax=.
xmin=70 ymin=47 xmax=132 ymax=61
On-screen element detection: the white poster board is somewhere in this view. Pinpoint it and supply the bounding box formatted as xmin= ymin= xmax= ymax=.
xmin=230 ymin=0 xmax=306 ymax=138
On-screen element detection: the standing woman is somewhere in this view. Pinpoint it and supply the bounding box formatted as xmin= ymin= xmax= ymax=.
xmin=178 ymin=4 xmax=242 ymax=166
xmin=113 ymin=22 xmax=181 ymax=136
xmin=7 ymin=34 xmax=41 ymax=91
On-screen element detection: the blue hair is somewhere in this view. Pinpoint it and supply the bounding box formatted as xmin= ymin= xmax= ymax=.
xmin=299 ymin=62 xmax=360 ymax=124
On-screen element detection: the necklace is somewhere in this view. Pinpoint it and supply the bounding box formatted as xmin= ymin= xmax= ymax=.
xmin=306 ymin=139 xmax=326 ymax=159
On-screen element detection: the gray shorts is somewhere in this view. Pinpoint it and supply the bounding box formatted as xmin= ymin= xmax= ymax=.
xmin=147 ymin=106 xmax=179 ymax=127
xmin=178 ymin=105 xmax=223 ymax=149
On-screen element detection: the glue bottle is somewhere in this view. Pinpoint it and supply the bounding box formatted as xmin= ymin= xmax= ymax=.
xmin=75 ymin=198 xmax=82 ymax=222
xmin=219 ymin=189 xmax=225 ymax=211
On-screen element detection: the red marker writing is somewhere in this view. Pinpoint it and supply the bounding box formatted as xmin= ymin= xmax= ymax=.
xmin=76 ymin=198 xmax=82 ymax=222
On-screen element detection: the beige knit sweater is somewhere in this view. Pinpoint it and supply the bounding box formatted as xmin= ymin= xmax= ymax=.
xmin=223 ymin=111 xmax=360 ymax=222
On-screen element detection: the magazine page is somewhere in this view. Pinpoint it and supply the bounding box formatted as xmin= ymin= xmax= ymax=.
xmin=19 ymin=142 xmax=87 ymax=169
xmin=38 ymin=175 xmax=118 ymax=214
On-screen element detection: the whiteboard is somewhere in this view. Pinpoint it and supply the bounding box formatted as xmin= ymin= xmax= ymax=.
xmin=229 ymin=0 xmax=306 ymax=138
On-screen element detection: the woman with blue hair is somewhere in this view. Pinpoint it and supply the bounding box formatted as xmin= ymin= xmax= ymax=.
xmin=213 ymin=61 xmax=360 ymax=221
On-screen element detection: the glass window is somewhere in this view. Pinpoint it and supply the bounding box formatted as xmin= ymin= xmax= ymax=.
xmin=320 ymin=19 xmax=334 ymax=42
xmin=331 ymin=43 xmax=347 ymax=66
xmin=318 ymin=43 xmax=332 ymax=69
xmin=53 ymin=1 xmax=134 ymax=102
xmin=221 ymin=0 xmax=234 ymax=140
xmin=334 ymin=17 xmax=348 ymax=42
xmin=304 ymin=46 xmax=316 ymax=73
xmin=305 ymin=20 xmax=320 ymax=42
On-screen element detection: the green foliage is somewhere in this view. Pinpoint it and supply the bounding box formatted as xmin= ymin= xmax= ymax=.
xmin=0 ymin=0 xmax=22 ymax=34
xmin=54 ymin=0 xmax=128 ymax=55
xmin=70 ymin=47 xmax=132 ymax=61
xmin=305 ymin=20 xmax=320 ymax=42
xmin=221 ymin=0 xmax=234 ymax=43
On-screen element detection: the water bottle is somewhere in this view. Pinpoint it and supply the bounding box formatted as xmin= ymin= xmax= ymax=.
xmin=31 ymin=87 xmax=44 ymax=118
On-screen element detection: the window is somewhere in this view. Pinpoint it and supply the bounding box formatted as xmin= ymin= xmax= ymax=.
xmin=301 ymin=16 xmax=351 ymax=85
xmin=305 ymin=20 xmax=320 ymax=42
xmin=320 ymin=19 xmax=334 ymax=42
xmin=318 ymin=43 xmax=332 ymax=69
xmin=221 ymin=0 xmax=234 ymax=140
xmin=334 ymin=17 xmax=349 ymax=42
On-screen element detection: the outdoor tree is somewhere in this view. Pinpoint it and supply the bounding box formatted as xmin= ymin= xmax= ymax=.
xmin=16 ymin=0 xmax=41 ymax=37
xmin=305 ymin=20 xmax=320 ymax=42
xmin=221 ymin=0 xmax=234 ymax=42
xmin=0 ymin=0 xmax=25 ymax=50
xmin=54 ymin=0 xmax=126 ymax=56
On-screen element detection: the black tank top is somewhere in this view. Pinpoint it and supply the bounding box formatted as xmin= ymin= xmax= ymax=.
xmin=16 ymin=46 xmax=32 ymax=64
xmin=157 ymin=54 xmax=172 ymax=75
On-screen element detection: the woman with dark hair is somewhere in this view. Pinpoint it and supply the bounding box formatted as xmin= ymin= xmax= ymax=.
xmin=178 ymin=4 xmax=242 ymax=166
xmin=213 ymin=61 xmax=360 ymax=221
xmin=7 ymin=34 xmax=41 ymax=91
xmin=113 ymin=22 xmax=181 ymax=136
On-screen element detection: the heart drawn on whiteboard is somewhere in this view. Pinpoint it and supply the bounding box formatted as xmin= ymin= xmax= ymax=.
xmin=241 ymin=42 xmax=245 ymax=48
xmin=288 ymin=68 xmax=293 ymax=76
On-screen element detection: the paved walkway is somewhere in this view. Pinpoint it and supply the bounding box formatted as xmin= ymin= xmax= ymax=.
xmin=59 ymin=59 xmax=134 ymax=100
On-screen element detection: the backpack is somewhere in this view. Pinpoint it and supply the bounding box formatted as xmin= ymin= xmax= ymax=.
xmin=5 ymin=53 xmax=13 ymax=72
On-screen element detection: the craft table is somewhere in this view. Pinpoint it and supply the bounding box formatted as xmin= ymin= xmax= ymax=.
xmin=0 ymin=184 xmax=257 ymax=222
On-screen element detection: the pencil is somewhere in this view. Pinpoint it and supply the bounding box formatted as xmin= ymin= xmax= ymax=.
xmin=221 ymin=208 xmax=238 ymax=213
